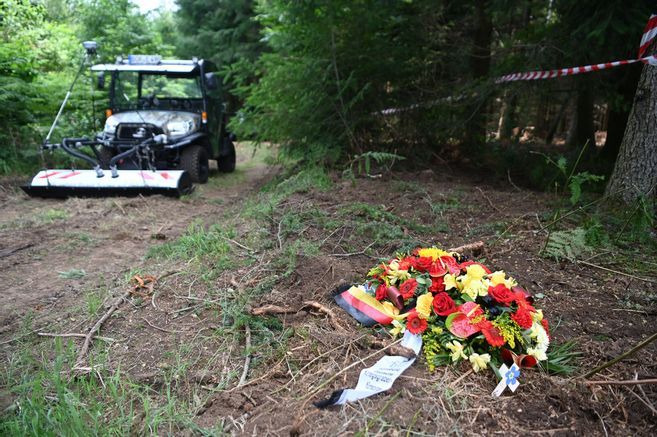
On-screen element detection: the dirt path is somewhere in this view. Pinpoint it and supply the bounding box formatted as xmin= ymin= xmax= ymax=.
xmin=0 ymin=144 xmax=275 ymax=335
xmin=1 ymin=152 xmax=656 ymax=435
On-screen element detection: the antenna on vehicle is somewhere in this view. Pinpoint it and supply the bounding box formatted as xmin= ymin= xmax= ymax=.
xmin=43 ymin=41 xmax=98 ymax=147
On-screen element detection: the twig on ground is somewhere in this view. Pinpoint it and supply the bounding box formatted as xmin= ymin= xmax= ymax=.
xmin=0 ymin=243 xmax=33 ymax=259
xmin=578 ymin=260 xmax=657 ymax=284
xmin=112 ymin=200 xmax=126 ymax=215
xmin=585 ymin=378 xmax=657 ymax=386
xmin=75 ymin=290 xmax=131 ymax=368
xmin=475 ymin=187 xmax=501 ymax=213
xmin=448 ymin=241 xmax=485 ymax=256
xmin=330 ymin=241 xmax=376 ymax=257
xmin=238 ymin=324 xmax=252 ymax=387
xmin=302 ymin=301 xmax=345 ymax=331
xmin=626 ymin=386 xmax=657 ymax=415
xmin=38 ymin=332 xmax=116 ymax=342
xmin=250 ymin=304 xmax=296 ymax=316
xmin=448 ymin=369 xmax=473 ymax=387
xmin=582 ymin=331 xmax=657 ymax=379
xmin=277 ymin=219 xmax=284 ymax=250
xmin=507 ymin=169 xmax=521 ymax=192
xmin=140 ymin=317 xmax=180 ymax=334
xmin=221 ymin=235 xmax=254 ymax=252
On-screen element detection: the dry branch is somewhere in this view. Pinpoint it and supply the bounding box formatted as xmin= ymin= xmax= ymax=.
xmin=448 ymin=241 xmax=485 ymax=256
xmin=238 ymin=324 xmax=252 ymax=387
xmin=585 ymin=378 xmax=657 ymax=386
xmin=249 ymin=301 xmax=346 ymax=331
xmin=0 ymin=243 xmax=33 ymax=259
xmin=38 ymin=332 xmax=116 ymax=342
xmin=301 ymin=300 xmax=345 ymax=331
xmin=582 ymin=331 xmax=657 ymax=379
xmin=75 ymin=290 xmax=131 ymax=367
xmin=250 ymin=304 xmax=296 ymax=316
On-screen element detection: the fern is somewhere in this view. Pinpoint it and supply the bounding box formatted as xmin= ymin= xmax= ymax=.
xmin=544 ymin=228 xmax=591 ymax=262
xmin=350 ymin=151 xmax=406 ymax=176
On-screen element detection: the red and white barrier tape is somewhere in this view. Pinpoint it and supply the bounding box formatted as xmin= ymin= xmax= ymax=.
xmin=495 ymin=55 xmax=657 ymax=83
xmin=497 ymin=13 xmax=657 ymax=83
xmin=639 ymin=14 xmax=657 ymax=57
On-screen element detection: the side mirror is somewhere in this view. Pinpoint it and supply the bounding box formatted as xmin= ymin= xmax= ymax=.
xmin=204 ymin=72 xmax=218 ymax=90
xmin=97 ymin=71 xmax=105 ymax=90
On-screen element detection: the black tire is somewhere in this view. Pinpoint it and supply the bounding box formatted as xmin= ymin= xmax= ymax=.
xmin=98 ymin=146 xmax=115 ymax=169
xmin=217 ymin=141 xmax=236 ymax=173
xmin=180 ymin=145 xmax=209 ymax=183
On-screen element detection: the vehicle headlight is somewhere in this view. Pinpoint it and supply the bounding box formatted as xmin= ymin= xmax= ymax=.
xmin=104 ymin=115 xmax=119 ymax=134
xmin=166 ymin=120 xmax=195 ymax=136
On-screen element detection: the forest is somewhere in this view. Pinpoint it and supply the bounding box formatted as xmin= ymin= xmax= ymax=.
xmin=1 ymin=0 xmax=656 ymax=435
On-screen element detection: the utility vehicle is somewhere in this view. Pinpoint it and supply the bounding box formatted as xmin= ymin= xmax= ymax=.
xmin=23 ymin=42 xmax=235 ymax=198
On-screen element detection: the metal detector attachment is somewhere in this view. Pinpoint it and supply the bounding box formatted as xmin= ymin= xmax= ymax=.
xmin=22 ymin=169 xmax=192 ymax=198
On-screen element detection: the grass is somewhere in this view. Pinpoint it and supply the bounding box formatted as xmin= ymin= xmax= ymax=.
xmin=0 ymin=338 xmax=224 ymax=436
xmin=58 ymin=268 xmax=86 ymax=279
xmin=146 ymin=221 xmax=241 ymax=272
xmin=39 ymin=208 xmax=69 ymax=223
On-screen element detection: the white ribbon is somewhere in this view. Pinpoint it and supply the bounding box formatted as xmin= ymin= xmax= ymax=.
xmin=331 ymin=331 xmax=422 ymax=405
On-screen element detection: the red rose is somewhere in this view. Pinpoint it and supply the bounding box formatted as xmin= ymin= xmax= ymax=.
xmin=406 ymin=313 xmax=428 ymax=334
xmin=414 ymin=257 xmax=432 ymax=272
xmin=429 ymin=261 xmax=447 ymax=277
xmin=432 ymin=292 xmax=457 ymax=316
xmin=488 ymin=284 xmax=516 ymax=305
xmin=375 ymin=284 xmax=387 ymax=301
xmin=440 ymin=256 xmax=461 ymax=274
xmin=399 ymin=278 xmax=418 ymax=299
xmin=429 ymin=276 xmax=445 ymax=293
xmin=511 ymin=309 xmax=533 ymax=329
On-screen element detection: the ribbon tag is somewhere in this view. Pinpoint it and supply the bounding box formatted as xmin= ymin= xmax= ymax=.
xmin=314 ymin=331 xmax=422 ymax=408
xmin=491 ymin=363 xmax=520 ymax=397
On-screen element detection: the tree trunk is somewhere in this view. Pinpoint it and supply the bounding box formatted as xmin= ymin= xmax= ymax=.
xmin=605 ymin=58 xmax=657 ymax=203
xmin=600 ymin=63 xmax=642 ymax=166
xmin=497 ymin=91 xmax=517 ymax=142
xmin=465 ymin=0 xmax=492 ymax=146
xmin=567 ymin=79 xmax=595 ymax=148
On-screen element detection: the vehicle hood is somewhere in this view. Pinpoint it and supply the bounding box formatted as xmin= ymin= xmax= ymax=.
xmin=104 ymin=111 xmax=201 ymax=137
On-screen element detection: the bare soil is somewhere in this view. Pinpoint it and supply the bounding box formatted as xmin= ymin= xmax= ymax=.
xmin=1 ymin=146 xmax=656 ymax=436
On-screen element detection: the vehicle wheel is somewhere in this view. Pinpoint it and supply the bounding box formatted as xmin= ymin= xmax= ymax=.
xmin=98 ymin=146 xmax=115 ymax=169
xmin=217 ymin=141 xmax=236 ymax=173
xmin=181 ymin=145 xmax=209 ymax=183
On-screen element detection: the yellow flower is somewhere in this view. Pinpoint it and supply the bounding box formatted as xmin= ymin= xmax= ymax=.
xmin=417 ymin=247 xmax=449 ymax=261
xmin=446 ymin=340 xmax=467 ymax=362
xmin=461 ymin=277 xmax=487 ymax=300
xmin=488 ymin=270 xmax=506 ymax=285
xmin=387 ymin=260 xmax=410 ymax=284
xmin=416 ymin=293 xmax=433 ymax=319
xmin=444 ymin=273 xmax=458 ymax=290
xmin=532 ymin=309 xmax=544 ymax=323
xmin=465 ymin=264 xmax=487 ymax=281
xmin=469 ymin=353 xmax=491 ymax=372
xmin=389 ymin=319 xmax=405 ymax=337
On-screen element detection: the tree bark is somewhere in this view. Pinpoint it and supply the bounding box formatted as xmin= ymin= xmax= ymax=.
xmin=567 ymin=79 xmax=595 ymax=148
xmin=601 ymin=63 xmax=642 ymax=165
xmin=465 ymin=0 xmax=492 ymax=146
xmin=605 ymin=56 xmax=657 ymax=203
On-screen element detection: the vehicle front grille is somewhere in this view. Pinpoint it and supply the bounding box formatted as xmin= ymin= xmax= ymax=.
xmin=116 ymin=123 xmax=162 ymax=140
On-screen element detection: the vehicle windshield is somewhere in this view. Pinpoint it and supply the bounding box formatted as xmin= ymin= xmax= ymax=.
xmin=113 ymin=72 xmax=202 ymax=109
